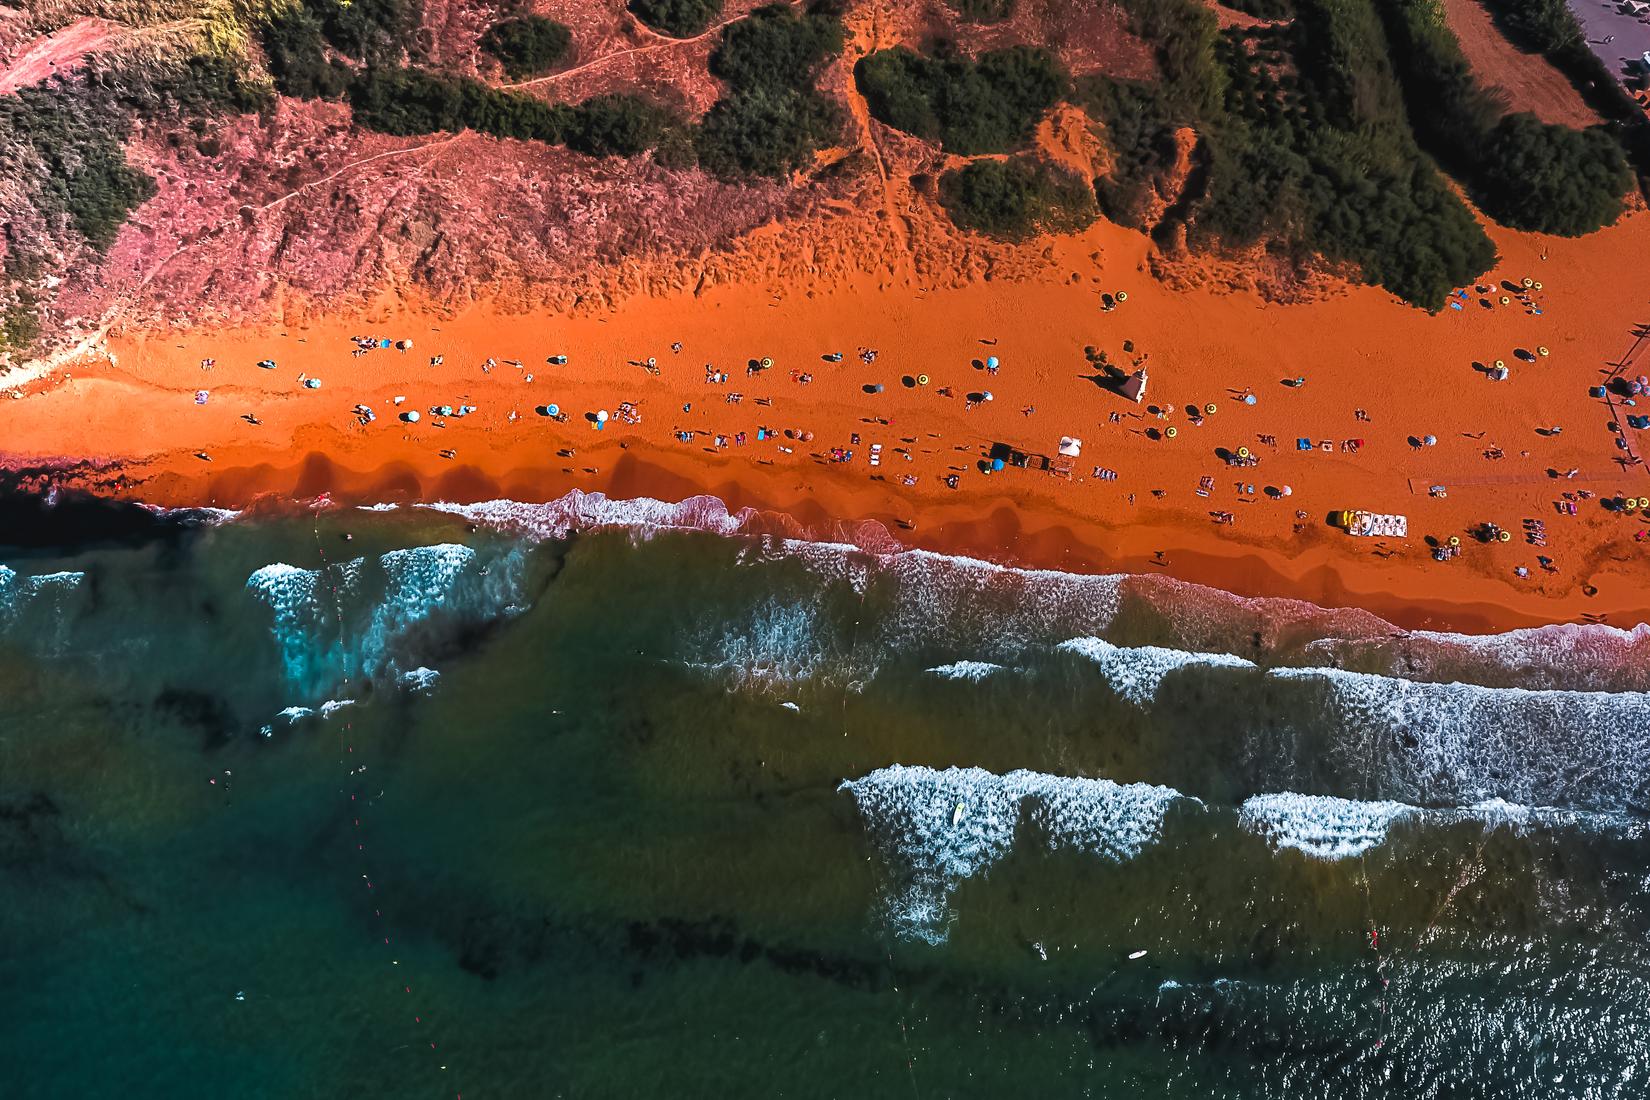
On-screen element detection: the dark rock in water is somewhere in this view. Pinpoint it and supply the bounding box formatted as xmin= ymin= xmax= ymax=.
xmin=0 ymin=474 xmax=187 ymax=552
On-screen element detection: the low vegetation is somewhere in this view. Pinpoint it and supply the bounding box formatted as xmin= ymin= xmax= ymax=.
xmin=479 ymin=16 xmax=573 ymax=80
xmin=260 ymin=0 xmax=421 ymax=99
xmin=938 ymin=156 xmax=1097 ymax=239
xmin=855 ymin=45 xmax=1066 ymax=154
xmin=946 ymin=0 xmax=1016 ymax=22
xmin=628 ymin=0 xmax=722 ymax=38
xmin=695 ymin=4 xmax=844 ymax=178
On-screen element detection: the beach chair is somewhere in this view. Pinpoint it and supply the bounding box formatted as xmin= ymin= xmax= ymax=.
xmin=1296 ymin=438 xmax=1312 ymax=451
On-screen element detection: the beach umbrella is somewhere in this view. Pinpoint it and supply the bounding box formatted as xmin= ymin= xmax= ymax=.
xmin=1206 ymin=403 xmax=1218 ymax=415
xmin=1522 ymin=277 xmax=1534 ymax=288
xmin=1243 ymin=394 xmax=1257 ymax=406
xmin=1538 ymin=346 xmax=1550 ymax=357
xmin=1424 ymin=434 xmax=1437 ymax=446
xmin=547 ymin=403 xmax=559 ymax=417
xmin=917 ymin=374 xmax=929 ymax=386
xmin=1494 ymin=359 xmax=1505 ymax=369
xmin=404 ymin=410 xmax=420 ymax=423
xmin=982 ymin=391 xmax=994 ymax=401
xmin=990 ymin=458 xmax=1006 ymax=472
xmin=1498 ymin=530 xmax=1511 ymax=542
xmin=1448 ymin=535 xmax=1461 ymax=547
xmin=1238 ymin=446 xmax=1250 ymax=458
xmin=1115 ymin=291 xmax=1128 ymax=302
xmin=986 ymin=356 xmax=1000 ymax=370
xmin=1165 ymin=426 xmax=1178 ymax=439
xmin=596 ymin=409 xmax=609 ymax=423
xmin=1533 ymin=282 xmax=1543 ymax=290
xmin=761 ymin=357 xmax=774 ymax=369
xmin=1281 ymin=485 xmax=1293 ymax=496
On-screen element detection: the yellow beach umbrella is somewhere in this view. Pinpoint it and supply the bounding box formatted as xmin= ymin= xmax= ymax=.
xmin=1165 ymin=426 xmax=1178 ymax=439
xmin=1498 ymin=530 xmax=1512 ymax=542
xmin=1521 ymin=277 xmax=1534 ymax=288
xmin=1205 ymin=403 xmax=1218 ymax=415
xmin=1537 ymin=346 xmax=1550 ymax=357
xmin=917 ymin=374 xmax=929 ymax=386
xmin=1448 ymin=535 xmax=1461 ymax=547
xmin=761 ymin=357 xmax=773 ymax=369
xmin=1115 ymin=291 xmax=1128 ymax=303
xmin=1237 ymin=446 xmax=1251 ymax=458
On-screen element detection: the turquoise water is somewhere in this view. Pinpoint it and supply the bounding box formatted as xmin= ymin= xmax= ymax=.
xmin=3 ymin=493 xmax=1649 ymax=1098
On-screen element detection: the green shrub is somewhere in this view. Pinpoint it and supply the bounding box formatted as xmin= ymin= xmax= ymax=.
xmin=1078 ymin=76 xmax=1185 ymax=227
xmin=938 ymin=156 xmax=1097 ymax=239
xmin=697 ymin=83 xmax=840 ymax=176
xmin=709 ymin=3 xmax=842 ymax=90
xmin=480 ymin=16 xmax=573 ymax=80
xmin=1481 ymin=0 xmax=1580 ymax=52
xmin=1477 ymin=114 xmax=1633 ymax=234
xmin=262 ymin=6 xmax=352 ymax=99
xmin=629 ymin=0 xmax=721 ymax=38
xmin=566 ymin=94 xmax=670 ymax=157
xmin=694 ymin=4 xmax=845 ymax=177
xmin=855 ymin=45 xmax=1066 ymax=154
xmin=1 ymin=84 xmax=156 ymax=252
xmin=348 ymin=67 xmax=568 ymax=140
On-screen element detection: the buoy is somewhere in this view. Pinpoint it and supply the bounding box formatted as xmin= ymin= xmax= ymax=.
xmin=761 ymin=357 xmax=773 ymax=369
xmin=1448 ymin=535 xmax=1460 ymax=547
xmin=1206 ymin=403 xmax=1218 ymax=415
xmin=1165 ymin=426 xmax=1178 ymax=439
xmin=1238 ymin=446 xmax=1250 ymax=458
xmin=986 ymin=355 xmax=1000 ymax=370
xmin=1115 ymin=291 xmax=1127 ymax=302
xmin=1538 ymin=346 xmax=1550 ymax=357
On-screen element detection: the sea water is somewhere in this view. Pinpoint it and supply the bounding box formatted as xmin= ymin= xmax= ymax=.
xmin=2 ymin=491 xmax=1648 ymax=1098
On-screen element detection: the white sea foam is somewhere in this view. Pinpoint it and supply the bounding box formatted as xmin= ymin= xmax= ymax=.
xmin=687 ymin=595 xmax=828 ymax=691
xmin=1239 ymin=792 xmax=1419 ymax=859
xmin=925 ymin=660 xmax=1005 ymax=682
xmin=840 ymin=764 xmax=1187 ymax=943
xmin=420 ymin=491 xmax=752 ymax=541
xmin=246 ymin=542 xmax=527 ymax=699
xmin=0 ymin=566 xmax=88 ymax=649
xmin=1057 ymin=637 xmax=1255 ymax=706
xmin=400 ymin=667 xmax=440 ymax=692
xmin=1268 ymin=666 xmax=1650 ymax=812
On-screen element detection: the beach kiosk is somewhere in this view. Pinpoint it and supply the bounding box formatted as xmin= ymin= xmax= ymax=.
xmin=1118 ymin=368 xmax=1148 ymax=404
xmin=1331 ymin=510 xmax=1408 ymax=538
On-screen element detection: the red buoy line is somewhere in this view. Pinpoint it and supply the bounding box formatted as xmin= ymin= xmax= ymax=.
xmin=309 ymin=501 xmax=462 ymax=1097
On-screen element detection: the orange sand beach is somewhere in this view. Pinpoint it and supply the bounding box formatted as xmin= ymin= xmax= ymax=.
xmin=4 ymin=212 xmax=1650 ymax=635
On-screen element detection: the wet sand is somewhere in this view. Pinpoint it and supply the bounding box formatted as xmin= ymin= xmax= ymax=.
xmin=4 ymin=209 xmax=1649 ymax=633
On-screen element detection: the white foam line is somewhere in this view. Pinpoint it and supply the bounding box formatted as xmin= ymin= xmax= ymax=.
xmin=1058 ymin=637 xmax=1255 ymax=705
xmin=925 ymin=660 xmax=1005 ymax=681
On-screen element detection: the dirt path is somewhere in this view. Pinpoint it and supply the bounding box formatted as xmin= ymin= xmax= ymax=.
xmin=841 ymin=0 xmax=912 ymax=275
xmin=1443 ymin=0 xmax=1599 ymax=128
xmin=1 ymin=17 xmax=116 ymax=94
xmin=499 ymin=11 xmax=749 ymax=91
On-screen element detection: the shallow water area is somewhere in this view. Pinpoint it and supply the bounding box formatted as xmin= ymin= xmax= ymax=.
xmin=2 ymin=491 xmax=1649 ymax=1098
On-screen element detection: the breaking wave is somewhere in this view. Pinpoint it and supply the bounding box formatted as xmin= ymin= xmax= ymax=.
xmin=1057 ymin=636 xmax=1255 ymax=706
xmin=840 ymin=764 xmax=1187 ymax=943
xmin=246 ymin=542 xmax=528 ymax=701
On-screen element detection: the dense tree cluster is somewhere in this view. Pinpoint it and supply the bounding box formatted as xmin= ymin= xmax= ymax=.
xmin=695 ymin=4 xmax=845 ymax=178
xmin=479 ymin=16 xmax=573 ymax=80
xmin=260 ymin=0 xmax=421 ymax=99
xmin=1082 ymin=0 xmax=1504 ymax=307
xmin=855 ymin=45 xmax=1066 ymax=154
xmin=938 ymin=157 xmax=1097 ymax=239
xmin=349 ymin=68 xmax=679 ymax=159
xmin=628 ymin=0 xmax=722 ymax=38
xmin=1380 ymin=0 xmax=1630 ymax=236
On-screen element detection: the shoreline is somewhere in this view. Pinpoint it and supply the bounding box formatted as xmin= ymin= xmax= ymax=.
xmin=4 ymin=210 xmax=1649 ymax=637
xmin=21 ymin=443 xmax=1648 ymax=635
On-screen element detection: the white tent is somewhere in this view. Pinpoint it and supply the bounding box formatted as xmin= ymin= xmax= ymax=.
xmin=1058 ymin=436 xmax=1082 ymax=457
